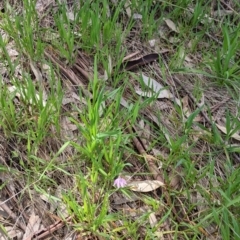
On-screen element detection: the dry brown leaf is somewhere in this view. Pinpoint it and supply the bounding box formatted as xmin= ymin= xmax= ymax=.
xmin=135 ymin=89 xmax=171 ymax=99
xmin=30 ymin=60 xmax=43 ymax=82
xmin=169 ymin=173 xmax=181 ymax=189
xmin=182 ymin=95 xmax=191 ymax=117
xmin=191 ymin=125 xmax=209 ymax=142
xmin=149 ymin=212 xmax=158 ymax=228
xmin=62 ymin=91 xmax=87 ymax=107
xmin=8 ymin=86 xmax=47 ymax=107
xmin=163 ymin=18 xmax=179 ymax=33
xmin=212 ymin=10 xmax=233 ymax=17
xmin=54 ymin=185 xmax=69 ymax=218
xmin=35 ymin=0 xmax=54 ymax=15
xmin=2 ymin=227 xmax=23 ymax=239
xmin=154 ymin=231 xmax=164 ymax=238
xmin=111 ymin=191 xmax=139 ymax=205
xmin=184 ymin=55 xmax=195 ymax=68
xmin=23 ymin=212 xmax=41 ymax=240
xmin=127 ymin=180 xmax=164 ymax=192
xmin=197 ymin=93 xmax=205 ymax=108
xmin=181 ymin=96 xmax=202 ymax=122
xmin=169 ymin=36 xmax=181 ymax=43
xmin=133 ymin=13 xmax=142 ymax=19
xmin=158 ymin=25 xmax=168 ymax=40
xmin=216 ymin=124 xmax=240 ymax=141
xmin=149 ymin=39 xmax=156 ymax=47
xmin=136 ymin=74 xmax=181 ymax=106
xmin=66 ymin=11 xmax=75 ymax=21
xmin=59 ymin=116 xmax=76 ymax=142
xmin=184 ymin=55 xmax=193 ymax=63
xmin=137 ymin=120 xmax=151 ymax=147
xmin=120 ymin=96 xmax=130 ymax=109
xmin=6 ymin=42 xmax=19 ymax=58
xmin=124 ymin=0 xmax=131 ymax=18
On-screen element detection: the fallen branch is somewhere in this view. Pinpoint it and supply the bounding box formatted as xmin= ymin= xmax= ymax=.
xmin=31 ymin=216 xmax=72 ymax=239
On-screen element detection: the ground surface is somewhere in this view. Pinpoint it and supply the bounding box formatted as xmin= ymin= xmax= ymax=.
xmin=0 ymin=0 xmax=240 ymax=239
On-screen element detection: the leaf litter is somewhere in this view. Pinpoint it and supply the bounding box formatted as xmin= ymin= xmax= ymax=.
xmin=135 ymin=73 xmax=181 ymax=106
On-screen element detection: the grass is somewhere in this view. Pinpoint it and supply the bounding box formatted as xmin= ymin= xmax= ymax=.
xmin=0 ymin=0 xmax=240 ymax=239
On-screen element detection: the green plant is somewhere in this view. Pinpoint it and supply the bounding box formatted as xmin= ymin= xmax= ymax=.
xmin=201 ymin=166 xmax=240 ymax=240
xmin=54 ymin=2 xmax=76 ymax=64
xmin=2 ymin=0 xmax=44 ymax=60
xmin=208 ymin=25 xmax=240 ymax=86
xmin=64 ymin=58 xmax=132 ymax=233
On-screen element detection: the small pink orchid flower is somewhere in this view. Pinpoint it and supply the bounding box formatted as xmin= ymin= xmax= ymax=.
xmin=113 ymin=176 xmax=127 ymax=188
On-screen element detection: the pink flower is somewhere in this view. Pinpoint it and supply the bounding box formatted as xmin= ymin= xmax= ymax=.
xmin=113 ymin=177 xmax=127 ymax=188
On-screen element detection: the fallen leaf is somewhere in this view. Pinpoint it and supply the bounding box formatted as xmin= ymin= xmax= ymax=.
xmin=120 ymin=96 xmax=130 ymax=109
xmin=212 ymin=10 xmax=233 ymax=17
xmin=158 ymin=25 xmax=169 ymax=40
xmin=124 ymin=0 xmax=131 ymax=18
xmin=133 ymin=13 xmax=142 ymax=19
xmin=164 ymin=18 xmax=179 ymax=33
xmin=99 ymin=101 xmax=105 ymax=117
xmin=66 ymin=11 xmax=75 ymax=21
xmin=135 ymin=89 xmax=172 ymax=99
xmin=149 ymin=212 xmax=158 ymax=228
xmin=197 ymin=93 xmax=205 ymax=108
xmin=191 ymin=125 xmax=209 ymax=142
xmin=127 ymin=180 xmax=164 ymax=192
xmin=35 ymin=0 xmax=53 ymax=15
xmin=54 ymin=185 xmax=69 ymax=218
xmin=30 ymin=60 xmax=43 ymax=82
xmin=8 ymin=86 xmax=47 ymax=107
xmin=6 ymin=42 xmax=19 ymax=57
xmin=111 ymin=191 xmax=139 ymax=205
xmin=3 ymin=227 xmax=23 ymax=239
xmin=59 ymin=117 xmax=76 ymax=143
xmin=154 ymin=231 xmax=164 ymax=238
xmin=182 ymin=95 xmax=191 ymax=117
xmin=122 ymin=51 xmax=141 ymax=61
xmin=185 ymin=55 xmax=193 ymax=62
xmin=137 ymin=74 xmax=181 ymax=106
xmin=216 ymin=124 xmax=240 ymax=141
xmin=149 ymin=39 xmax=156 ymax=47
xmin=169 ymin=172 xmax=181 ymax=189
xmin=169 ymin=36 xmax=180 ymax=43
xmin=140 ymin=74 xmax=172 ymax=97
xmin=23 ymin=212 xmax=41 ymax=240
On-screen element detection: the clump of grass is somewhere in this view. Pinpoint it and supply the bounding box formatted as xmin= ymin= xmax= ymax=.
xmin=206 ymin=25 xmax=240 ymax=88
xmin=1 ymin=0 xmax=44 ymax=60
xmin=61 ymin=58 xmax=135 ymax=235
